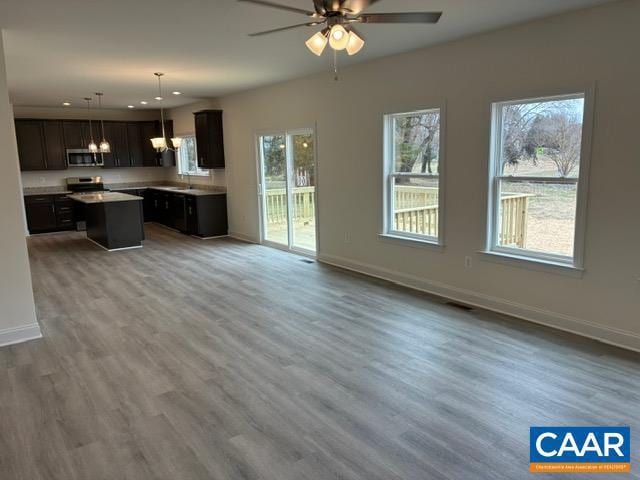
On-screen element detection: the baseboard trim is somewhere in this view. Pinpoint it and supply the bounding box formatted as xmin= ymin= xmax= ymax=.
xmin=317 ymin=253 xmax=640 ymax=353
xmin=0 ymin=323 xmax=43 ymax=348
xmin=228 ymin=231 xmax=259 ymax=244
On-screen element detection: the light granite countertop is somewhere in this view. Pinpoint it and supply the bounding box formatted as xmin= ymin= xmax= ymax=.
xmin=146 ymin=186 xmax=226 ymax=197
xmin=68 ymin=192 xmax=143 ymax=204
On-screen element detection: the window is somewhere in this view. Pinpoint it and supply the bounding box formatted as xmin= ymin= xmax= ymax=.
xmin=177 ymin=135 xmax=209 ymax=176
xmin=488 ymin=93 xmax=589 ymax=266
xmin=383 ymin=108 xmax=444 ymax=244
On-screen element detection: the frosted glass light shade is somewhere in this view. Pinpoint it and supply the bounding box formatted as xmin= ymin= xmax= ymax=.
xmin=151 ymin=137 xmax=167 ymax=151
xmin=88 ymin=141 xmax=98 ymax=153
xmin=305 ymin=30 xmax=328 ymax=56
xmin=171 ymin=137 xmax=183 ymax=149
xmin=99 ymin=140 xmax=111 ymax=153
xmin=346 ymin=30 xmax=365 ymax=55
xmin=329 ymin=25 xmax=349 ymax=50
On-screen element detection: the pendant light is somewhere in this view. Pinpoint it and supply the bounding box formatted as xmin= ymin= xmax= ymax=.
xmin=94 ymin=92 xmax=111 ymax=153
xmin=150 ymin=72 xmax=182 ymax=152
xmin=85 ymin=97 xmax=98 ymax=153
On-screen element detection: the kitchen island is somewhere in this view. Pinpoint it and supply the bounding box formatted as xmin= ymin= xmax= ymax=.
xmin=68 ymin=192 xmax=144 ymax=251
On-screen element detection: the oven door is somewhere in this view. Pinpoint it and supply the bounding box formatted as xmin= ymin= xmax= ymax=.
xmin=66 ymin=149 xmax=103 ymax=167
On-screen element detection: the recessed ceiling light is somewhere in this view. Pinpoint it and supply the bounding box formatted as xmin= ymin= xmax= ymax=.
xmin=127 ymin=105 xmax=135 ymax=109
xmin=140 ymin=101 xmax=148 ymax=105
xmin=172 ymin=91 xmax=182 ymax=95
xmin=62 ymin=102 xmax=71 ymax=106
xmin=154 ymin=96 xmax=163 ymax=101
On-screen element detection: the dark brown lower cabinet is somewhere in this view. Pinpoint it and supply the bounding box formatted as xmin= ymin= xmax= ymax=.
xmin=185 ymin=194 xmax=228 ymax=237
xmin=24 ymin=195 xmax=76 ymax=233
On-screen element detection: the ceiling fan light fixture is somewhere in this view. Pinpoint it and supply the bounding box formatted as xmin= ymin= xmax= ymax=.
xmin=346 ymin=29 xmax=365 ymax=55
xmin=329 ymin=24 xmax=349 ymax=51
xmin=305 ymin=28 xmax=329 ymax=56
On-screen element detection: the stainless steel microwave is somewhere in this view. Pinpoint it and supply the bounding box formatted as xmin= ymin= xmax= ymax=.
xmin=66 ymin=149 xmax=103 ymax=167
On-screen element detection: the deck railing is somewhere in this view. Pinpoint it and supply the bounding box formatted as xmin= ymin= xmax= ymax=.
xmin=264 ymin=186 xmax=531 ymax=248
xmin=265 ymin=187 xmax=316 ymax=223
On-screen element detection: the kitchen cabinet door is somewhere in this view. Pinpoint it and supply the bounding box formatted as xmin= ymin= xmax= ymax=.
xmin=15 ymin=120 xmax=46 ymax=171
xmin=101 ymin=122 xmax=129 ymax=167
xmin=194 ymin=110 xmax=224 ymax=169
xmin=42 ymin=120 xmax=67 ymax=170
xmin=170 ymin=194 xmax=187 ymax=232
xmin=63 ymin=121 xmax=92 ymax=149
xmin=25 ymin=196 xmax=57 ymax=232
xmin=127 ymin=123 xmax=144 ymax=167
xmin=159 ymin=121 xmax=176 ymax=167
xmin=140 ymin=121 xmax=160 ymax=167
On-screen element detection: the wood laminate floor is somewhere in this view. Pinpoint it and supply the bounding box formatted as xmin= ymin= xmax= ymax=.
xmin=1 ymin=224 xmax=639 ymax=480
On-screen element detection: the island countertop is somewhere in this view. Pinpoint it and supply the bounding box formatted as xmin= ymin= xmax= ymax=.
xmin=68 ymin=192 xmax=143 ymax=204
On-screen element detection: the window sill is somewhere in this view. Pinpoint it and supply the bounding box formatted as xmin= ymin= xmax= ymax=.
xmin=378 ymin=233 xmax=444 ymax=251
xmin=478 ymin=250 xmax=584 ymax=278
xmin=180 ymin=172 xmax=210 ymax=178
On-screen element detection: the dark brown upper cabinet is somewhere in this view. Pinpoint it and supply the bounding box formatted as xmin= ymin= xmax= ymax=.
xmin=126 ymin=122 xmax=145 ymax=167
xmin=140 ymin=121 xmax=161 ymax=167
xmin=159 ymin=120 xmax=176 ymax=168
xmin=42 ymin=121 xmax=67 ymax=170
xmin=15 ymin=117 xmax=173 ymax=171
xmin=63 ymin=120 xmax=92 ymax=149
xmin=101 ymin=122 xmax=130 ymax=168
xmin=194 ymin=110 xmax=224 ymax=169
xmin=15 ymin=120 xmax=47 ymax=171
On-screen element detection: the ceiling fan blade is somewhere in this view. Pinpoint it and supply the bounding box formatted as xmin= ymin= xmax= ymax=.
xmin=340 ymin=0 xmax=382 ymax=14
xmin=237 ymin=0 xmax=315 ymax=17
xmin=357 ymin=12 xmax=443 ymax=23
xmin=248 ymin=22 xmax=320 ymax=36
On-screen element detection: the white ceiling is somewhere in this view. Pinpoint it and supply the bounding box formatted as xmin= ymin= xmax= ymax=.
xmin=1 ymin=0 xmax=614 ymax=109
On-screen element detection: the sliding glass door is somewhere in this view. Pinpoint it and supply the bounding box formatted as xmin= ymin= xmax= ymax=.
xmin=259 ymin=129 xmax=317 ymax=254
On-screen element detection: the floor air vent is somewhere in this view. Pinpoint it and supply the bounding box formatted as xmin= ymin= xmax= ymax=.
xmin=301 ymin=259 xmax=315 ymax=264
xmin=446 ymin=301 xmax=474 ymax=311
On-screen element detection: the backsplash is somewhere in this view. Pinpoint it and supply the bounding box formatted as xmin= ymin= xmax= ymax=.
xmin=20 ymin=167 xmax=168 ymax=188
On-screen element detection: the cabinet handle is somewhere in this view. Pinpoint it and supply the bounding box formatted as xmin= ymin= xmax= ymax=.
xmin=51 ymin=205 xmax=55 ymax=213
xmin=165 ymin=202 xmax=169 ymax=209
xmin=188 ymin=207 xmax=192 ymax=215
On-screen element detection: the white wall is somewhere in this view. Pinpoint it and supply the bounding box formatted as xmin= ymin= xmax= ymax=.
xmin=166 ymin=99 xmax=227 ymax=189
xmin=220 ymin=0 xmax=640 ymax=350
xmin=15 ymin=105 xmax=168 ymax=188
xmin=0 ymin=33 xmax=41 ymax=346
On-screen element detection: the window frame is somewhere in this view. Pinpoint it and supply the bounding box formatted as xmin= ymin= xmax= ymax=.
xmin=486 ymin=91 xmax=594 ymax=269
xmin=177 ymin=134 xmax=210 ymax=177
xmin=382 ymin=106 xmax=446 ymax=246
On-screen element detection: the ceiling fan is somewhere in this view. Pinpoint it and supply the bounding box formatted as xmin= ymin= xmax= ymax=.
xmin=238 ymin=0 xmax=442 ymax=56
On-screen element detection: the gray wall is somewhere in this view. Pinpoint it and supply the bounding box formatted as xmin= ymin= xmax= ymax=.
xmin=219 ymin=1 xmax=640 ymax=350
xmin=0 ymin=33 xmax=40 ymax=346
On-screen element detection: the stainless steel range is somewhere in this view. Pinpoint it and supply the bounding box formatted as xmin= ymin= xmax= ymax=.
xmin=66 ymin=176 xmax=107 ymax=194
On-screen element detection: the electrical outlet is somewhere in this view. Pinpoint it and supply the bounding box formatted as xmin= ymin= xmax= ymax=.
xmin=39 ymin=177 xmax=46 ymax=184
xmin=344 ymin=232 xmax=352 ymax=244
xmin=465 ymin=256 xmax=473 ymax=269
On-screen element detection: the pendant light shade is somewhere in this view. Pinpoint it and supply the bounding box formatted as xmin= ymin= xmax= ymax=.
xmin=329 ymin=25 xmax=349 ymax=51
xmin=171 ymin=137 xmax=183 ymax=149
xmin=151 ymin=137 xmax=167 ymax=151
xmin=305 ymin=28 xmax=329 ymax=56
xmin=346 ymin=29 xmax=365 ymax=56
xmin=84 ymin=97 xmax=98 ymax=153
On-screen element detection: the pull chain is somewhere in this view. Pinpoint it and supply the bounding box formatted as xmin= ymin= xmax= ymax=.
xmin=333 ymin=49 xmax=339 ymax=82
